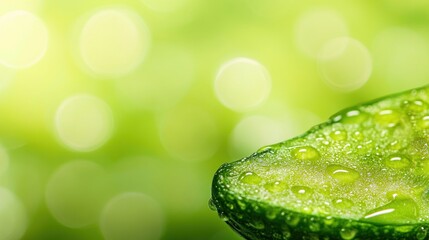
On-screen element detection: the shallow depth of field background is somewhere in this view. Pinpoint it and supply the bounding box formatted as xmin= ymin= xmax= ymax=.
xmin=0 ymin=0 xmax=428 ymax=239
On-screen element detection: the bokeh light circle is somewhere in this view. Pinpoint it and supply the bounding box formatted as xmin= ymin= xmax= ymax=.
xmin=100 ymin=192 xmax=164 ymax=240
xmin=0 ymin=10 xmax=48 ymax=69
xmin=214 ymin=57 xmax=271 ymax=112
xmin=45 ymin=160 xmax=108 ymax=228
xmin=0 ymin=188 xmax=27 ymax=240
xmin=79 ymin=8 xmax=150 ymax=77
xmin=295 ymin=8 xmax=348 ymax=58
xmin=318 ymin=37 xmax=372 ymax=92
xmin=159 ymin=107 xmax=219 ymax=162
xmin=54 ymin=94 xmax=114 ymax=152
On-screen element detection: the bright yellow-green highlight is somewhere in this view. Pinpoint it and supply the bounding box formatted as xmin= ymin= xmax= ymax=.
xmin=0 ymin=10 xmax=48 ymax=69
xmin=79 ymin=8 xmax=150 ymax=77
xmin=54 ymin=94 xmax=114 ymax=152
xmin=318 ymin=37 xmax=372 ymax=92
xmin=215 ymin=57 xmax=271 ymax=112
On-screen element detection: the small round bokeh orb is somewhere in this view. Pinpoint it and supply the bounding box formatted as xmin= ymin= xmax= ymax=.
xmin=0 ymin=10 xmax=48 ymax=69
xmin=79 ymin=8 xmax=150 ymax=77
xmin=54 ymin=94 xmax=114 ymax=152
xmin=214 ymin=57 xmax=271 ymax=112
xmin=318 ymin=37 xmax=372 ymax=92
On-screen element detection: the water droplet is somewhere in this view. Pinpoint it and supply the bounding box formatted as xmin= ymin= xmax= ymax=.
xmin=272 ymin=233 xmax=282 ymax=239
xmin=341 ymin=110 xmax=369 ymax=124
xmin=332 ymin=114 xmax=342 ymax=122
xmin=256 ymin=145 xmax=275 ymax=153
xmin=208 ymin=198 xmax=217 ymax=211
xmin=395 ymin=225 xmax=415 ymax=233
xmin=282 ymin=225 xmax=292 ymax=239
xmin=291 ymin=186 xmax=314 ymax=200
xmin=364 ymin=139 xmax=374 ymax=149
xmin=265 ymin=208 xmax=278 ymax=220
xmin=389 ymin=140 xmax=401 ymax=150
xmin=345 ymin=110 xmax=359 ymax=117
xmin=386 ymin=190 xmax=408 ymax=201
xmin=237 ymin=199 xmax=247 ymax=210
xmin=291 ymin=146 xmax=320 ymax=161
xmin=226 ymin=194 xmax=234 ymax=201
xmin=362 ymin=197 xmax=419 ymax=224
xmin=302 ymin=207 xmax=311 ymax=214
xmin=250 ymin=220 xmax=265 ymax=230
xmin=416 ymin=226 xmax=428 ymax=240
xmin=239 ymin=171 xmax=262 ymax=185
xmin=330 ymin=130 xmax=347 ymax=141
xmin=333 ymin=198 xmax=354 ymax=209
xmin=340 ymin=227 xmax=357 ymax=240
xmin=374 ymin=109 xmax=401 ymax=128
xmin=252 ymin=203 xmax=261 ymax=213
xmin=418 ymin=115 xmax=429 ymax=129
xmin=324 ymin=216 xmax=334 ymax=225
xmin=315 ymin=204 xmax=330 ymax=215
xmin=326 ymin=165 xmax=360 ymax=184
xmin=309 ymin=218 xmax=320 ymax=232
xmin=384 ymin=155 xmax=410 ymax=169
xmin=402 ymin=100 xmax=427 ymax=113
xmin=264 ymin=181 xmax=287 ymax=193
xmin=286 ymin=213 xmax=300 ymax=227
xmin=352 ymin=131 xmax=364 ymax=141
xmin=219 ymin=212 xmax=229 ymax=222
xmin=309 ymin=223 xmax=320 ymax=232
xmin=315 ymin=134 xmax=326 ymax=141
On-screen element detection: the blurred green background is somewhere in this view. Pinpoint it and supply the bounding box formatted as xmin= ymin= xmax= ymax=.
xmin=0 ymin=0 xmax=428 ymax=239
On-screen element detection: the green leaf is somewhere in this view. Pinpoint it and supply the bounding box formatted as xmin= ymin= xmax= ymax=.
xmin=211 ymin=85 xmax=429 ymax=240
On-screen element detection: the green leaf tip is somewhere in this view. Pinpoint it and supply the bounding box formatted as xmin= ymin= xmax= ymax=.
xmin=211 ymin=85 xmax=429 ymax=240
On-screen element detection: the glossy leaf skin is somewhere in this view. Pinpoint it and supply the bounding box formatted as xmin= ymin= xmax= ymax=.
xmin=211 ymin=85 xmax=429 ymax=240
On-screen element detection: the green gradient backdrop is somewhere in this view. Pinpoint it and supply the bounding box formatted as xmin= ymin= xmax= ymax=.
xmin=0 ymin=0 xmax=428 ymax=239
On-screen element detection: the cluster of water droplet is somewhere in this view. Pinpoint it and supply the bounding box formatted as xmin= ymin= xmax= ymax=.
xmin=212 ymin=86 xmax=429 ymax=239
